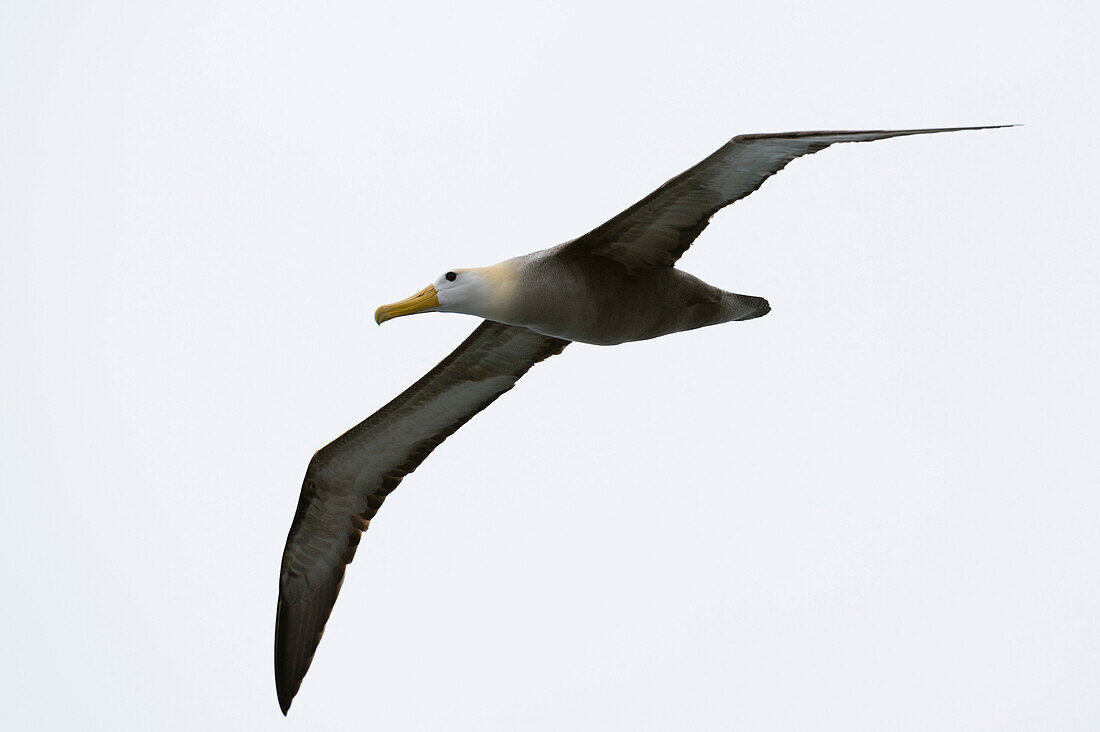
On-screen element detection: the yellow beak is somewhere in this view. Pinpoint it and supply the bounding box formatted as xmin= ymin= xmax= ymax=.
xmin=374 ymin=285 xmax=440 ymax=325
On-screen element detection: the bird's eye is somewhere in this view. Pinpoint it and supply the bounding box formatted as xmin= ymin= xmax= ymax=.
xmin=445 ymin=271 xmax=457 ymax=281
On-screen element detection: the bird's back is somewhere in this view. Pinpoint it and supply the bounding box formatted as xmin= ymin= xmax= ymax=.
xmin=511 ymin=253 xmax=767 ymax=345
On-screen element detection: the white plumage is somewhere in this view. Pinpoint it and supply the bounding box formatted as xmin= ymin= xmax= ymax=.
xmin=275 ymin=125 xmax=1010 ymax=713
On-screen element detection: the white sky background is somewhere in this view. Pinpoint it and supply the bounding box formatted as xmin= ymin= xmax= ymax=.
xmin=2 ymin=1 xmax=1098 ymax=729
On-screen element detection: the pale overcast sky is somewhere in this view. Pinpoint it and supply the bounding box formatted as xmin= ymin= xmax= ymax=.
xmin=2 ymin=1 xmax=1098 ymax=729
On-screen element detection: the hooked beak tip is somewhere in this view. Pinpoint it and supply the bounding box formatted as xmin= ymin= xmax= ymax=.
xmin=373 ymin=285 xmax=440 ymax=326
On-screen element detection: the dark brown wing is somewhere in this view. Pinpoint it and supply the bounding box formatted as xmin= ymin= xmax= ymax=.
xmin=275 ymin=321 xmax=569 ymax=714
xmin=560 ymin=126 xmax=1011 ymax=269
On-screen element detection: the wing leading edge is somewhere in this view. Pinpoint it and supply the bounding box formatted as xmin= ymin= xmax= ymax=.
xmin=275 ymin=321 xmax=569 ymax=714
xmin=561 ymin=126 xmax=1012 ymax=269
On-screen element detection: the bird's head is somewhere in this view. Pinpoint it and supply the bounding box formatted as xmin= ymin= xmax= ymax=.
xmin=374 ymin=263 xmax=518 ymax=325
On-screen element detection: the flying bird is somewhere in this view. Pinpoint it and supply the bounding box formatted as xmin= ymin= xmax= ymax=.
xmin=275 ymin=125 xmax=1008 ymax=713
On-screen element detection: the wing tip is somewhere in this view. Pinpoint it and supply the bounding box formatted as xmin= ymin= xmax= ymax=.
xmin=274 ymin=592 xmax=322 ymax=718
xmin=274 ymin=608 xmax=302 ymax=715
xmin=731 ymin=124 xmax=1019 ymax=143
xmin=275 ymin=541 xmax=353 ymax=716
xmin=274 ymin=639 xmax=306 ymax=715
xmin=275 ymin=632 xmax=306 ymax=714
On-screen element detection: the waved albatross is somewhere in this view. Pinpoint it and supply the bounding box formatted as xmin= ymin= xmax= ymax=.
xmin=275 ymin=126 xmax=1007 ymax=713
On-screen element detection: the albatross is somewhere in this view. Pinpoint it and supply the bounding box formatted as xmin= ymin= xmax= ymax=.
xmin=275 ymin=125 xmax=1007 ymax=713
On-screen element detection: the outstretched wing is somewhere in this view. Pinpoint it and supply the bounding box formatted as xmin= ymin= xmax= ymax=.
xmin=560 ymin=126 xmax=1010 ymax=269
xmin=275 ymin=321 xmax=569 ymax=714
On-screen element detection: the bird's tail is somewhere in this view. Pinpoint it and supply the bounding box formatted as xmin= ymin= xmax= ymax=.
xmin=722 ymin=292 xmax=771 ymax=321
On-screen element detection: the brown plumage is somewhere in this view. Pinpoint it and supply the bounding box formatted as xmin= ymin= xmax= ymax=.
xmin=276 ymin=323 xmax=567 ymax=713
xmin=276 ymin=125 xmax=1009 ymax=713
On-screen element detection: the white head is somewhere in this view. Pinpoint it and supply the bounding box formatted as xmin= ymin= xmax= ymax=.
xmin=374 ymin=263 xmax=518 ymax=325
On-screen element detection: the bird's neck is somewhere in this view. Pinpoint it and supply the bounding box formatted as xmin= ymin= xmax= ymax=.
xmin=464 ymin=260 xmax=523 ymax=323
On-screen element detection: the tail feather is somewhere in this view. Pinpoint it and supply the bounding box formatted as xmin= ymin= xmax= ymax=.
xmin=724 ymin=292 xmax=770 ymax=321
